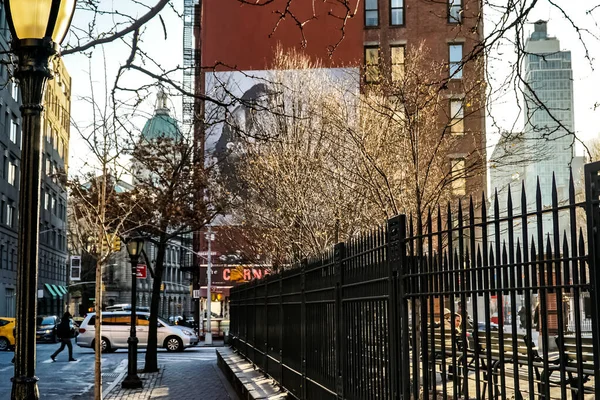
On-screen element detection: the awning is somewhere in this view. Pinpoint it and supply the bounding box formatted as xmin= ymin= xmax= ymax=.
xmin=52 ymin=285 xmax=66 ymax=297
xmin=56 ymin=285 xmax=68 ymax=296
xmin=44 ymin=283 xmax=58 ymax=299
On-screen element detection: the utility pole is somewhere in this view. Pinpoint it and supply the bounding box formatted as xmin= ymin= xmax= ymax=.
xmin=205 ymin=226 xmax=213 ymax=345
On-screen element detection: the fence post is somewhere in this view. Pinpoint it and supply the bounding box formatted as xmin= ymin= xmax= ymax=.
xmin=334 ymin=242 xmax=345 ymax=399
xmin=264 ymin=278 xmax=269 ymax=375
xmin=584 ymin=161 xmax=600 ymax=388
xmin=301 ymin=259 xmax=307 ymax=400
xmin=388 ymin=216 xmax=405 ymax=399
xmin=279 ymin=273 xmax=284 ymax=389
xmin=389 ymin=215 xmax=409 ymax=399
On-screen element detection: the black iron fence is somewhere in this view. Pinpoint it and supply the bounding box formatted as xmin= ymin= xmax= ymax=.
xmin=230 ymin=163 xmax=600 ymax=400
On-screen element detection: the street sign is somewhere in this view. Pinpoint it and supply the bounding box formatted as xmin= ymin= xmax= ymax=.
xmin=136 ymin=264 xmax=147 ymax=279
xmin=193 ymin=289 xmax=200 ymax=299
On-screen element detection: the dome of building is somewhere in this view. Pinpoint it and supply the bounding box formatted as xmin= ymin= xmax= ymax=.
xmin=141 ymin=89 xmax=181 ymax=140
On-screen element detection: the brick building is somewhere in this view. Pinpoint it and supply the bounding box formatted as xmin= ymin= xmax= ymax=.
xmin=198 ymin=0 xmax=486 ymax=197
xmin=192 ymin=0 xmax=487 ymax=324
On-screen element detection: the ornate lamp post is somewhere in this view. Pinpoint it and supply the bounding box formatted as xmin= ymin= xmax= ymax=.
xmin=6 ymin=1 xmax=76 ymax=399
xmin=122 ymin=237 xmax=145 ymax=389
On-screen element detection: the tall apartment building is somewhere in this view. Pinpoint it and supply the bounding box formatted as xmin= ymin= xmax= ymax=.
xmin=0 ymin=3 xmax=71 ymax=317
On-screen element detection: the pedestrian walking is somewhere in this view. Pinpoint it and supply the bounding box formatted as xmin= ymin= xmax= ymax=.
xmin=50 ymin=312 xmax=77 ymax=362
xmin=518 ymin=305 xmax=527 ymax=329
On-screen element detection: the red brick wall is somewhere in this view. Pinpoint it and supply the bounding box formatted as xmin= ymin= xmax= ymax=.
xmin=201 ymin=0 xmax=363 ymax=70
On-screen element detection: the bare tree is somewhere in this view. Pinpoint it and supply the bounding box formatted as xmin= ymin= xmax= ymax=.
xmin=67 ymin=68 xmax=142 ymax=399
xmin=118 ymin=129 xmax=221 ymax=372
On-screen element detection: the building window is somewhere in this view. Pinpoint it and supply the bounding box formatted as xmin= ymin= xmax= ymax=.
xmin=58 ymin=138 xmax=64 ymax=158
xmin=365 ymin=46 xmax=380 ymax=83
xmin=391 ymin=45 xmax=405 ymax=81
xmin=9 ymin=117 xmax=17 ymax=144
xmin=45 ymin=156 xmax=51 ymax=176
xmin=449 ymin=99 xmax=464 ymax=135
xmin=451 ymin=158 xmax=466 ymax=195
xmin=448 ymin=0 xmax=462 ymax=23
xmin=52 ymin=130 xmax=58 ymax=150
xmin=449 ymin=44 xmax=463 ymax=79
xmin=390 ymin=0 xmax=404 ymax=26
xmin=365 ymin=0 xmax=378 ymax=27
xmin=11 ymin=80 xmax=18 ymax=101
xmin=7 ymin=160 xmax=16 ymax=186
xmin=6 ymin=202 xmax=14 ymax=227
xmin=45 ymin=192 xmax=51 ymax=210
xmin=5 ymin=288 xmax=15 ymax=317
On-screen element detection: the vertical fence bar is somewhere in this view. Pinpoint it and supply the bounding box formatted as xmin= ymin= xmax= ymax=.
xmin=300 ymin=261 xmax=306 ymax=400
xmin=334 ymin=242 xmax=345 ymax=399
xmin=388 ymin=216 xmax=405 ymax=399
xmin=584 ymin=161 xmax=600 ymax=392
xmin=506 ymin=187 xmax=522 ymax=398
xmin=535 ymin=178 xmax=551 ymax=400
xmin=264 ymin=279 xmax=269 ymax=374
xmin=279 ymin=273 xmax=284 ymax=390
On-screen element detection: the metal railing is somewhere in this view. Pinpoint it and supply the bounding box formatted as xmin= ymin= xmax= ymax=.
xmin=230 ymin=163 xmax=600 ymax=400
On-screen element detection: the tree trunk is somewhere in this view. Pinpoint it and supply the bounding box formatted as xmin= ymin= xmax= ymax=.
xmin=144 ymin=236 xmax=166 ymax=372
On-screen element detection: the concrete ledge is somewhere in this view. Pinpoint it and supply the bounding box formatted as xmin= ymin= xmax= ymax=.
xmin=216 ymin=347 xmax=287 ymax=400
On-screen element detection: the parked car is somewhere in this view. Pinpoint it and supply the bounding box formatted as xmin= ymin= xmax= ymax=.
xmin=106 ymin=304 xmax=150 ymax=312
xmin=76 ymin=311 xmax=198 ymax=353
xmin=0 ymin=317 xmax=15 ymax=351
xmin=477 ymin=321 xmax=499 ymax=331
xmin=36 ymin=315 xmax=59 ymax=342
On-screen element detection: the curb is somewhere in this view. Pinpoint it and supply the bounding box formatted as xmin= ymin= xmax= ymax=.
xmin=216 ymin=347 xmax=287 ymax=400
xmin=102 ymin=359 xmax=128 ymax=397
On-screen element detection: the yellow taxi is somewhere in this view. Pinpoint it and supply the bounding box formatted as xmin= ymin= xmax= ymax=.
xmin=0 ymin=317 xmax=15 ymax=351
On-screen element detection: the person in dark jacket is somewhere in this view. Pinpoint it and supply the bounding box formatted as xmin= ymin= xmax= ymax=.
xmin=50 ymin=312 xmax=77 ymax=362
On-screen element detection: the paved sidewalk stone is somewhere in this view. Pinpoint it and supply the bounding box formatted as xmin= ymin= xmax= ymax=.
xmin=105 ymin=366 xmax=164 ymax=400
xmin=104 ymin=349 xmax=235 ymax=400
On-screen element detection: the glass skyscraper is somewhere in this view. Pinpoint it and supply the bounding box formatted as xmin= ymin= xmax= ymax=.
xmin=523 ymin=21 xmax=580 ymax=210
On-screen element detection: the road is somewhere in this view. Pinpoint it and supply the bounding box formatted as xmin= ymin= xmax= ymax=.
xmin=0 ymin=342 xmax=232 ymax=399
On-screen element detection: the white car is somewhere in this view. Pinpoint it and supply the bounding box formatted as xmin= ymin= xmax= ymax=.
xmin=76 ymin=312 xmax=198 ymax=353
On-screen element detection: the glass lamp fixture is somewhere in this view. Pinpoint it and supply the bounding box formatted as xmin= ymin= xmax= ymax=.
xmin=127 ymin=237 xmax=145 ymax=258
xmin=6 ymin=0 xmax=76 ymax=45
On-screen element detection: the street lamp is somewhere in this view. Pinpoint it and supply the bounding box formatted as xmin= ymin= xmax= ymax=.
xmin=6 ymin=1 xmax=76 ymax=399
xmin=205 ymin=227 xmax=214 ymax=345
xmin=122 ymin=236 xmax=145 ymax=389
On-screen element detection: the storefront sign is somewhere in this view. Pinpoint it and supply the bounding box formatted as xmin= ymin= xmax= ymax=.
xmin=199 ymin=265 xmax=271 ymax=286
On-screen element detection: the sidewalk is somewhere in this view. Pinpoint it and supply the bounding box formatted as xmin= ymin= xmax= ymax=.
xmin=104 ymin=342 xmax=236 ymax=400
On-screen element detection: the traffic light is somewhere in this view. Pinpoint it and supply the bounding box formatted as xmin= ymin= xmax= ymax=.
xmin=100 ymin=233 xmax=121 ymax=254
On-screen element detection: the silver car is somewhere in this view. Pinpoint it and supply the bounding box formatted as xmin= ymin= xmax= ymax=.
xmin=76 ymin=311 xmax=198 ymax=352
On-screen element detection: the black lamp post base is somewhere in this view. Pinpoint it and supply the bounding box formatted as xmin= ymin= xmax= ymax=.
xmin=121 ymin=375 xmax=143 ymax=389
xmin=11 ymin=375 xmax=40 ymax=400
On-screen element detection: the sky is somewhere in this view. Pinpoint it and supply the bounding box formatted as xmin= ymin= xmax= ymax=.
xmin=61 ymin=0 xmax=186 ymax=177
xmin=484 ymin=2 xmax=600 ymax=156
xmin=59 ymin=1 xmax=600 ymax=176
